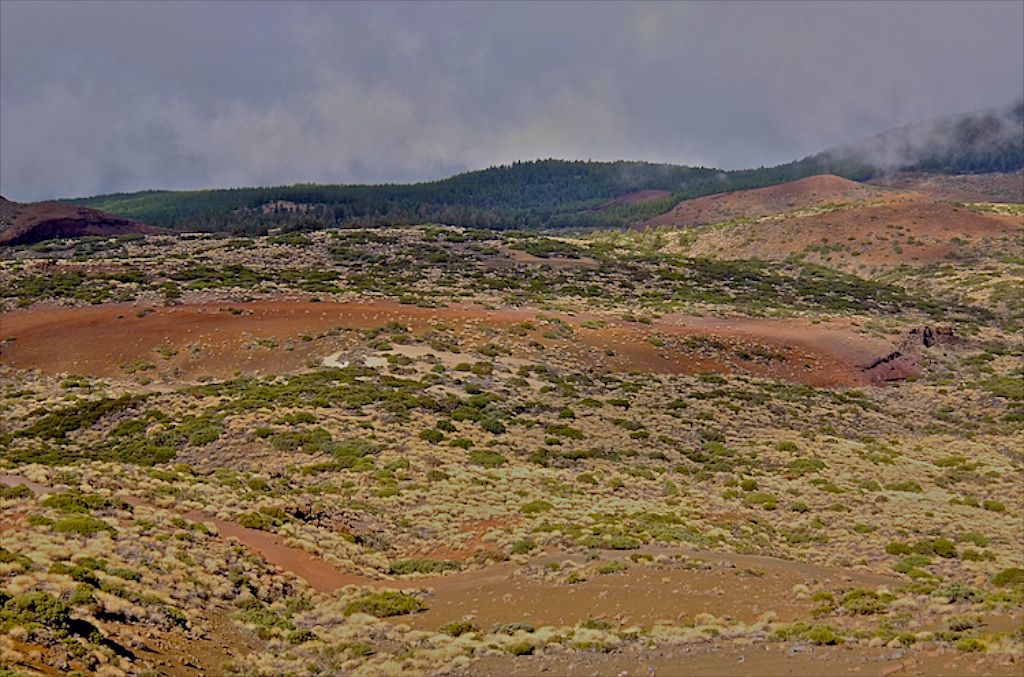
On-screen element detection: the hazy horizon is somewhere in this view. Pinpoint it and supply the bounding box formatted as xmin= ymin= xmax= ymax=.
xmin=2 ymin=0 xmax=1023 ymax=201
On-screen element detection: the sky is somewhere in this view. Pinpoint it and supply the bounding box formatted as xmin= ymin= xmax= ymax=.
xmin=1 ymin=1 xmax=1022 ymax=201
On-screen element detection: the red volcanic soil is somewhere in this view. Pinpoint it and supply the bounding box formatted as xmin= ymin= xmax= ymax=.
xmin=645 ymin=175 xmax=890 ymax=228
xmin=0 ymin=300 xmax=908 ymax=387
xmin=685 ymin=197 xmax=1022 ymax=269
xmin=867 ymin=171 xmax=1024 ymax=203
xmin=0 ymin=196 xmax=165 ymax=246
xmin=595 ymin=189 xmax=672 ymax=210
xmin=613 ymin=313 xmax=914 ymax=386
xmin=0 ymin=300 xmax=496 ymax=380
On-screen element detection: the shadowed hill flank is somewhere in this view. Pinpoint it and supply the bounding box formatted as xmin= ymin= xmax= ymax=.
xmin=645 ymin=175 xmax=889 ymax=228
xmin=0 ymin=196 xmax=165 ymax=246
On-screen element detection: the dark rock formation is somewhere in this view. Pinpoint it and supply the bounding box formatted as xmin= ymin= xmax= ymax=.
xmin=0 ymin=196 xmax=166 ymax=246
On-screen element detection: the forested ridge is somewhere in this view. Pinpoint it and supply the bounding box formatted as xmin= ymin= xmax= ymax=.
xmin=63 ymin=101 xmax=1023 ymax=233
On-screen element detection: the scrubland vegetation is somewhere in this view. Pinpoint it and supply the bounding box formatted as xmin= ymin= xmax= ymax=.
xmin=0 ymin=207 xmax=1021 ymax=675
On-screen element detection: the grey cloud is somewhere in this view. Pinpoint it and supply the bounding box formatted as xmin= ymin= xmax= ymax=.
xmin=830 ymin=99 xmax=1024 ymax=171
xmin=1 ymin=1 xmax=1021 ymax=200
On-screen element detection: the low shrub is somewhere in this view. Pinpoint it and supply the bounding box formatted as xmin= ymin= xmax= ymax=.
xmin=885 ymin=481 xmax=923 ymax=493
xmin=511 ymin=539 xmax=537 ymax=555
xmin=0 ymin=484 xmax=32 ymax=500
xmin=992 ymin=567 xmax=1024 ymax=588
xmin=521 ymin=500 xmax=553 ymax=515
xmin=744 ymin=492 xmax=777 ymax=510
xmin=441 ymin=620 xmax=479 ymax=637
xmin=469 ymin=450 xmax=507 ymax=467
xmin=52 ymin=515 xmax=116 ymax=536
xmin=343 ymin=591 xmax=424 ymax=617
xmin=505 ymin=641 xmax=535 ymax=656
xmin=388 ymin=559 xmax=461 ymax=575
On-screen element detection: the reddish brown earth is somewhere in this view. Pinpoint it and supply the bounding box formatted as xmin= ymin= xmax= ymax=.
xmin=0 ymin=300 xmax=908 ymax=386
xmin=0 ymin=196 xmax=166 ymax=245
xmin=647 ymin=314 xmax=916 ymax=384
xmin=0 ymin=300 xmax=533 ymax=380
xmin=867 ymin=171 xmax=1024 ymax=203
xmin=395 ymin=548 xmax=901 ymax=633
xmin=645 ymin=175 xmax=891 ymax=228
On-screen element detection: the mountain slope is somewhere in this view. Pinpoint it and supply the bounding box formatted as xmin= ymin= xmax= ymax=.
xmin=823 ymin=99 xmax=1024 ymax=175
xmin=678 ymin=196 xmax=1020 ymax=273
xmin=866 ymin=171 xmax=1024 ymax=203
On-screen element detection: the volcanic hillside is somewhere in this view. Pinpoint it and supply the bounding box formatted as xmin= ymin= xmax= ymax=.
xmin=0 ymin=196 xmax=165 ymax=246
xmin=648 ymin=172 xmax=1023 ymax=281
xmin=684 ymin=197 xmax=1019 ymax=271
xmin=866 ymin=171 xmax=1024 ymax=203
xmin=644 ymin=174 xmax=891 ymax=228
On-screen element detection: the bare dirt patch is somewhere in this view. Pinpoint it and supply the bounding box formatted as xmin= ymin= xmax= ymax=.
xmin=574 ymin=314 xmax=912 ymax=386
xmin=0 ymin=300 xmax=905 ymax=386
xmin=398 ymin=548 xmax=899 ymax=633
xmin=0 ymin=300 xmax=524 ymax=380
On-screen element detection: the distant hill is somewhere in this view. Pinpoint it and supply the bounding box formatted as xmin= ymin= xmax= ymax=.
xmin=62 ymin=161 xmax=724 ymax=233
xmin=678 ymin=192 xmax=1021 ymax=279
xmin=58 ymin=100 xmax=1023 ymax=233
xmin=0 ymin=196 xmax=165 ymax=246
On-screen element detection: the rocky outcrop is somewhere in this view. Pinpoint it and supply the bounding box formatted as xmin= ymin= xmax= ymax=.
xmin=911 ymin=325 xmax=955 ymax=348
xmin=864 ymin=350 xmax=902 ymax=371
xmin=862 ymin=325 xmax=957 ymax=380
